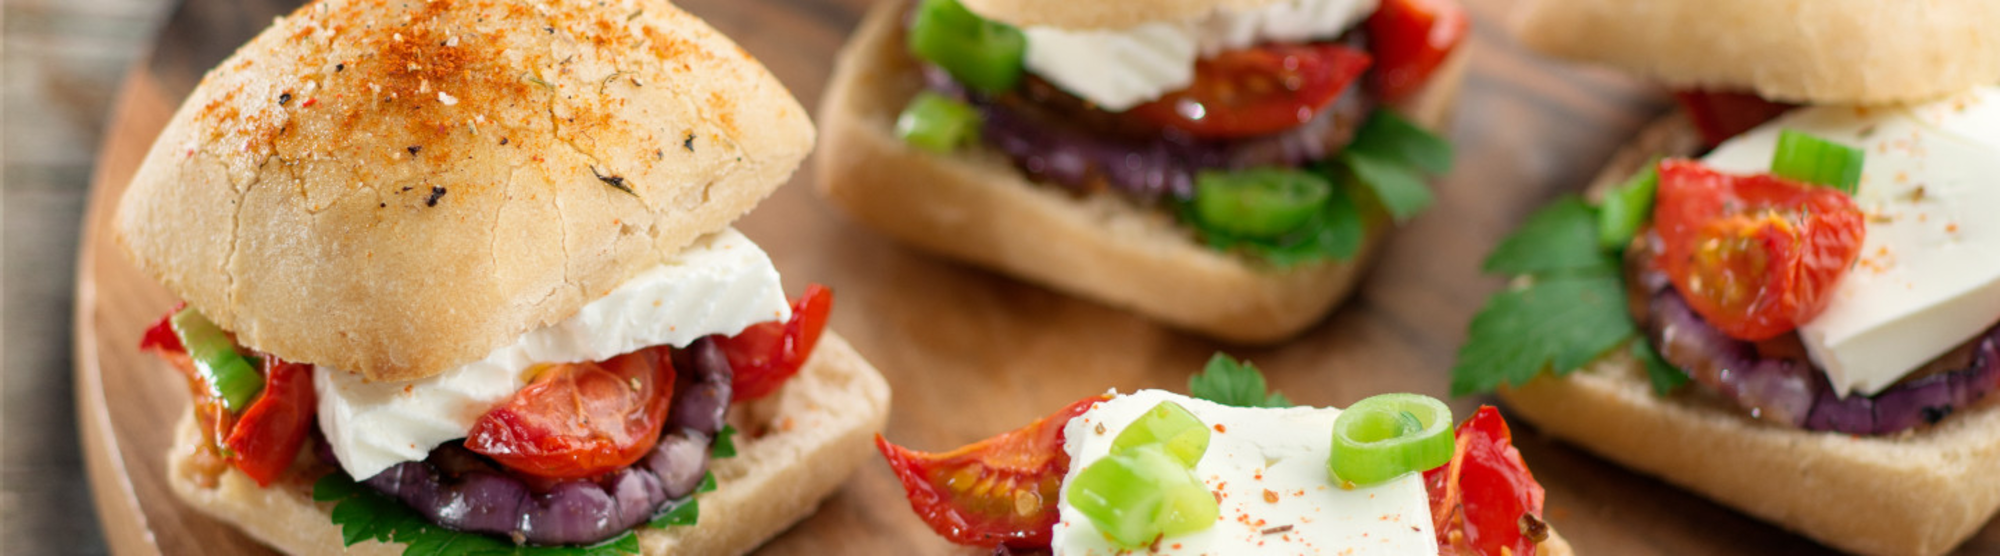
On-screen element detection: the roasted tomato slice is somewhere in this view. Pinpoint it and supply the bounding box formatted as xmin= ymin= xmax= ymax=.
xmin=223 ymin=357 xmax=316 ymax=486
xmin=1127 ymin=43 xmax=1372 ymax=139
xmin=718 ymin=284 xmax=833 ymax=401
xmin=1651 ymin=159 xmax=1865 ymax=341
xmin=876 ymin=395 xmax=1110 ymax=548
xmin=1426 ymin=406 xmax=1547 ymax=556
xmin=1367 ymin=0 xmax=1469 ymax=101
xmin=466 ymin=346 xmax=675 ymax=479
xmin=1674 ymin=90 xmax=1795 ymax=148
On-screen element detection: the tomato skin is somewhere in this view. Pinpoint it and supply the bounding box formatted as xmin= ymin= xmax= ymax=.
xmin=1127 ymin=44 xmax=1372 ymax=139
xmin=877 ymin=395 xmax=1111 ymax=548
xmin=1426 ymin=406 xmax=1546 ymax=556
xmin=1652 ymin=159 xmax=1866 ymax=341
xmin=465 ymin=347 xmax=676 ymax=480
xmin=1674 ymin=90 xmax=1795 ymax=148
xmin=224 ymin=358 xmax=316 ymax=486
xmin=1367 ymin=0 xmax=1469 ymax=101
xmin=718 ymin=284 xmax=833 ymax=402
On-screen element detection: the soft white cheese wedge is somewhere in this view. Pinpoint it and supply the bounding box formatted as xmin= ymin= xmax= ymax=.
xmin=1053 ymin=390 xmax=1436 ymax=556
xmin=1702 ymin=87 xmax=2000 ymax=397
xmin=316 ymin=228 xmax=792 ymax=479
xmin=1017 ymin=0 xmax=1376 ymax=111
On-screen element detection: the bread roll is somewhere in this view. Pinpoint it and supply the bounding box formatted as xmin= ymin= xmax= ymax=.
xmin=167 ymin=333 xmax=891 ymax=556
xmin=1497 ymin=114 xmax=2000 ymax=556
xmin=115 ymin=0 xmax=814 ymax=382
xmin=1514 ymin=0 xmax=2000 ymax=105
xmin=815 ymin=0 xmax=1466 ymax=344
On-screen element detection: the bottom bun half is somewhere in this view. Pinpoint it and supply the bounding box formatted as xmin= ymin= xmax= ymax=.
xmin=1499 ymin=114 xmax=2000 ymax=556
xmin=814 ymin=0 xmax=1467 ymax=345
xmin=166 ymin=332 xmax=892 ymax=556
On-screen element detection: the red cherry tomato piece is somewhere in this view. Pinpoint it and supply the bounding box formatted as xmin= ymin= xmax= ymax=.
xmin=1127 ymin=44 xmax=1372 ymax=139
xmin=719 ymin=284 xmax=833 ymax=402
xmin=1674 ymin=90 xmax=1796 ymax=148
xmin=1367 ymin=0 xmax=1469 ymax=101
xmin=876 ymin=395 xmax=1110 ymax=548
xmin=465 ymin=347 xmax=675 ymax=479
xmin=1426 ymin=406 xmax=1547 ymax=556
xmin=224 ymin=357 xmax=316 ymax=486
xmin=1652 ymin=159 xmax=1866 ymax=341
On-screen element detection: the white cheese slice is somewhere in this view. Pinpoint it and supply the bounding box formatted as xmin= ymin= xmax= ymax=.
xmin=1053 ymin=390 xmax=1436 ymax=556
xmin=316 ymin=228 xmax=792 ymax=479
xmin=1701 ymin=87 xmax=2000 ymax=397
xmin=1018 ymin=0 xmax=1375 ymax=111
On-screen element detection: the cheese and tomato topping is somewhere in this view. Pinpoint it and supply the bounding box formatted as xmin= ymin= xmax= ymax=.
xmin=1011 ymin=0 xmax=1378 ymax=111
xmin=1701 ymin=87 xmax=2000 ymax=397
xmin=317 ymin=228 xmax=791 ymax=479
xmin=1053 ymin=390 xmax=1436 ymax=555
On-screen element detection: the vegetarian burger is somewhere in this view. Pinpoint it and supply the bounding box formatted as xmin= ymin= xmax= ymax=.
xmin=115 ymin=0 xmax=889 ymax=553
xmin=816 ymin=0 xmax=1469 ymax=343
xmin=1455 ymin=1 xmax=2000 ymax=554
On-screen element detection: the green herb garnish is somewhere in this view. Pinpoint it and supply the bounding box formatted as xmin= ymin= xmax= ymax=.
xmin=1189 ymin=353 xmax=1293 ymax=408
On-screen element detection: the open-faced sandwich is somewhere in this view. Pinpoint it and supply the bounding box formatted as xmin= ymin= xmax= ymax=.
xmin=816 ymin=0 xmax=1469 ymax=343
xmin=114 ymin=0 xmax=890 ymax=553
xmin=879 ymin=354 xmax=1571 ymax=555
xmin=1454 ymin=1 xmax=2000 ymax=555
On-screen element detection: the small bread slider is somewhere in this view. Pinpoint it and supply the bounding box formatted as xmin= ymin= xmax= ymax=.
xmin=877 ymin=354 xmax=1573 ymax=555
xmin=114 ymin=0 xmax=889 ymax=553
xmin=817 ymin=0 xmax=1471 ymax=343
xmin=1454 ymin=2 xmax=2000 ymax=554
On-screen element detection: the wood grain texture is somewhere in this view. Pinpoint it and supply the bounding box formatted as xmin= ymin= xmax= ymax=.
xmin=71 ymin=0 xmax=2000 ymax=554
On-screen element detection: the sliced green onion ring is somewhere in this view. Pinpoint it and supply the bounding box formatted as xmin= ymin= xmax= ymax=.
xmin=1771 ymin=129 xmax=1864 ymax=195
xmin=1327 ymin=393 xmax=1454 ymax=487
xmin=1193 ymin=168 xmax=1334 ymax=239
xmin=169 ymin=307 xmax=265 ymax=413
xmin=1066 ymin=445 xmax=1217 ymax=548
xmin=1597 ymin=162 xmax=1659 ymax=251
xmin=1109 ymin=401 xmax=1210 ymax=468
xmin=908 ymin=0 xmax=1026 ymax=94
xmin=895 ymin=92 xmax=983 ymax=153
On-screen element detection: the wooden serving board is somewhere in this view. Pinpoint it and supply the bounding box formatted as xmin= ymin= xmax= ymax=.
xmin=73 ymin=0 xmax=2000 ymax=554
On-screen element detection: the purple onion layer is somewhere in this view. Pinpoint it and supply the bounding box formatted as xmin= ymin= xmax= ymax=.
xmin=1641 ymin=270 xmax=2000 ymax=435
xmin=326 ymin=336 xmax=740 ymax=546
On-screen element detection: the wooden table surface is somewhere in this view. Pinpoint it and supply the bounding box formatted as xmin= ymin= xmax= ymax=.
xmin=46 ymin=0 xmax=2000 ymax=555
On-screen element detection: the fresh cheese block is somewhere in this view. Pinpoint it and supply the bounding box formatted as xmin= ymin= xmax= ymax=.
xmin=1701 ymin=87 xmax=2000 ymax=397
xmin=317 ymin=228 xmax=792 ymax=479
xmin=1053 ymin=390 xmax=1436 ymax=555
xmin=1018 ymin=0 xmax=1375 ymax=111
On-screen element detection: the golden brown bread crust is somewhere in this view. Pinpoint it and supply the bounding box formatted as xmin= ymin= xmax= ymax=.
xmin=1498 ymin=114 xmax=2000 ymax=556
xmin=115 ymin=0 xmax=814 ymax=382
xmin=1513 ymin=0 xmax=2000 ymax=105
xmin=167 ymin=333 xmax=891 ymax=556
xmin=960 ymin=0 xmax=1289 ymax=29
xmin=814 ymin=0 xmax=1465 ymax=344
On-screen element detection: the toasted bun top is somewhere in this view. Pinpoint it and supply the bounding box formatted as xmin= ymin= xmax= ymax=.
xmin=960 ymin=0 xmax=1291 ymax=29
xmin=1515 ymin=0 xmax=2000 ymax=105
xmin=114 ymin=0 xmax=813 ymax=382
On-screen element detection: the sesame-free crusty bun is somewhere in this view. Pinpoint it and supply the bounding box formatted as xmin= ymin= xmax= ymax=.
xmin=815 ymin=0 xmax=1464 ymax=344
xmin=114 ymin=0 xmax=813 ymax=382
xmin=167 ymin=333 xmax=891 ymax=555
xmin=1498 ymin=115 xmax=2000 ymax=556
xmin=1513 ymin=0 xmax=2000 ymax=105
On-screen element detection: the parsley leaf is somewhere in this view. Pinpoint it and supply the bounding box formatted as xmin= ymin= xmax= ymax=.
xmin=1347 ymin=110 xmax=1453 ymax=175
xmin=1483 ymin=196 xmax=1614 ymax=276
xmin=1633 ymin=340 xmax=1690 ymax=395
xmin=1189 ymin=353 xmax=1293 ymax=408
xmin=650 ymin=499 xmax=700 ymax=528
xmin=1452 ymin=197 xmax=1638 ymax=396
xmin=1340 ymin=151 xmax=1434 ymax=223
xmin=313 ymin=472 xmax=641 ymax=556
xmin=713 ymin=425 xmax=738 ymax=459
